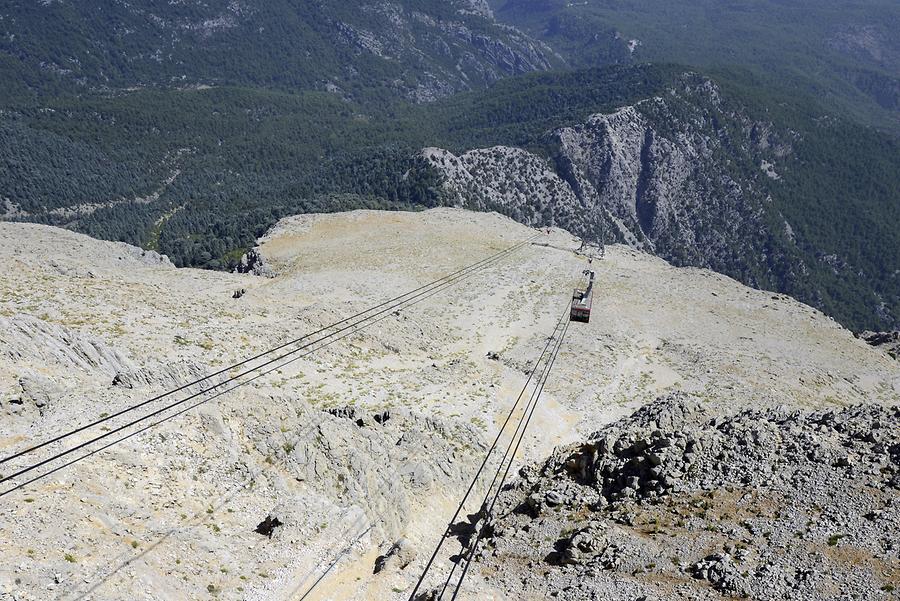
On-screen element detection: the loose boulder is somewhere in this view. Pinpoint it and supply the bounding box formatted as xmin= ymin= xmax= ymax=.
xmin=255 ymin=515 xmax=284 ymax=538
xmin=373 ymin=538 xmax=416 ymax=574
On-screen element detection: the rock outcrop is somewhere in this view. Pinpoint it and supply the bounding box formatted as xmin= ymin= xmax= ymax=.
xmin=471 ymin=395 xmax=900 ymax=600
xmin=374 ymin=538 xmax=417 ymax=574
xmin=860 ymin=331 xmax=900 ymax=359
xmin=0 ymin=315 xmax=135 ymax=376
xmin=6 ymin=372 xmax=63 ymax=416
xmin=111 ymin=361 xmax=222 ymax=391
xmin=245 ymin=404 xmax=484 ymax=541
xmin=235 ymin=247 xmax=275 ymax=278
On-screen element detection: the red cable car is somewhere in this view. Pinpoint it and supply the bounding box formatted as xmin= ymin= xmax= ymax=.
xmin=570 ymin=269 xmax=595 ymax=323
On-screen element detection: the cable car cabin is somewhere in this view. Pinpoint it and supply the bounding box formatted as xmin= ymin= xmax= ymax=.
xmin=570 ymin=269 xmax=595 ymax=323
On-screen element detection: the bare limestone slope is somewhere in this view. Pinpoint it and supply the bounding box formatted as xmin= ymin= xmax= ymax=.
xmin=0 ymin=209 xmax=897 ymax=600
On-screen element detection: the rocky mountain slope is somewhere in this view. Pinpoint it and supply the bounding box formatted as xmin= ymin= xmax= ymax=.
xmin=418 ymin=73 xmax=900 ymax=332
xmin=0 ymin=0 xmax=558 ymax=102
xmin=491 ymin=0 xmax=900 ymax=133
xmin=423 ymin=77 xmax=784 ymax=258
xmin=0 ymin=208 xmax=897 ymax=600
xmin=460 ymin=396 xmax=900 ymax=600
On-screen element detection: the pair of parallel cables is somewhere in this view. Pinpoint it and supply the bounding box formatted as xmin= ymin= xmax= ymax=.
xmin=408 ymin=299 xmax=572 ymax=600
xmin=0 ymin=234 xmax=538 ymax=499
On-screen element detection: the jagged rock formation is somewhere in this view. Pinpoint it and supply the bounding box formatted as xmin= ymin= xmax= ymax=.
xmin=420 ymin=73 xmax=900 ymax=332
xmin=111 ymin=361 xmax=222 ymax=391
xmin=860 ymin=331 xmax=900 ymax=360
xmin=0 ymin=315 xmax=135 ymax=376
xmin=422 ymin=76 xmax=795 ymax=282
xmin=235 ymin=247 xmax=276 ymax=278
xmin=246 ymin=404 xmax=484 ymax=541
xmin=468 ymin=395 xmax=900 ymax=600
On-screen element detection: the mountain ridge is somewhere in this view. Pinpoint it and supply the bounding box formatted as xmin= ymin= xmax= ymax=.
xmin=0 ymin=4 xmax=897 ymax=332
xmin=491 ymin=0 xmax=900 ymax=134
xmin=417 ymin=73 xmax=900 ymax=332
xmin=0 ymin=0 xmax=561 ymax=103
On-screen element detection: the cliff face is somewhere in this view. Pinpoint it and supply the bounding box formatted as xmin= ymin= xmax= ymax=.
xmin=420 ymin=146 xmax=587 ymax=231
xmin=421 ymin=76 xmax=816 ymax=314
xmin=547 ymin=81 xmax=794 ymax=283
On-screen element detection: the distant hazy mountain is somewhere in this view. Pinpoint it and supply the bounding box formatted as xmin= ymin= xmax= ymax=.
xmin=489 ymin=0 xmax=900 ymax=133
xmin=0 ymin=0 xmax=559 ymax=102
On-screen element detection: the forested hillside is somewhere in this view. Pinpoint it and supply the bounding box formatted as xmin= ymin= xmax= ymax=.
xmin=1 ymin=2 xmax=898 ymax=332
xmin=491 ymin=0 xmax=900 ymax=133
xmin=0 ymin=0 xmax=556 ymax=102
xmin=1 ymin=64 xmax=677 ymax=267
